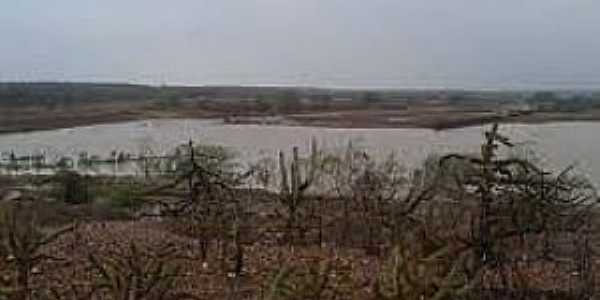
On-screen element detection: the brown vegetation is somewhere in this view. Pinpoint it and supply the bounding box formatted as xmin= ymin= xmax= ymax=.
xmin=0 ymin=123 xmax=598 ymax=299
xmin=3 ymin=86 xmax=600 ymax=133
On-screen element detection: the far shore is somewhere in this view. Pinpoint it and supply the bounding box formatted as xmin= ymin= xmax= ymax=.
xmin=3 ymin=82 xmax=600 ymax=133
xmin=3 ymin=105 xmax=600 ymax=135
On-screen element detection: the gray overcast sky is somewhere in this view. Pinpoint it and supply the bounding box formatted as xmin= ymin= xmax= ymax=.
xmin=1 ymin=0 xmax=599 ymax=89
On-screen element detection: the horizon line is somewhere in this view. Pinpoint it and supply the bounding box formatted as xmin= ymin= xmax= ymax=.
xmin=1 ymin=80 xmax=599 ymax=93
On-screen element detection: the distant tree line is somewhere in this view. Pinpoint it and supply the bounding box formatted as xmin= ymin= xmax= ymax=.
xmin=5 ymin=82 xmax=597 ymax=112
xmin=0 ymin=83 xmax=159 ymax=107
xmin=525 ymin=91 xmax=600 ymax=112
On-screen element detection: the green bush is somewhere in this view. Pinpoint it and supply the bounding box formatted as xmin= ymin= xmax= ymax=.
xmin=51 ymin=170 xmax=90 ymax=204
xmin=108 ymin=186 xmax=142 ymax=210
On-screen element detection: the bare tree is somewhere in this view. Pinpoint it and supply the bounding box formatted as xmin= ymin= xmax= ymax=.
xmin=0 ymin=204 xmax=74 ymax=300
xmin=437 ymin=123 xmax=598 ymax=297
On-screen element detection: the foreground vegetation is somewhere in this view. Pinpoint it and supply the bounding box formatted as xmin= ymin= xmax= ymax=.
xmin=0 ymin=124 xmax=598 ymax=299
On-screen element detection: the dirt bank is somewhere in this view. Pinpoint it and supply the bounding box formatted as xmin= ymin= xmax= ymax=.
xmin=2 ymin=100 xmax=600 ymax=134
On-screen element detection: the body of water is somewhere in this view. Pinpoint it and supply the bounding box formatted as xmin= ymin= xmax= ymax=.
xmin=0 ymin=119 xmax=598 ymax=185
